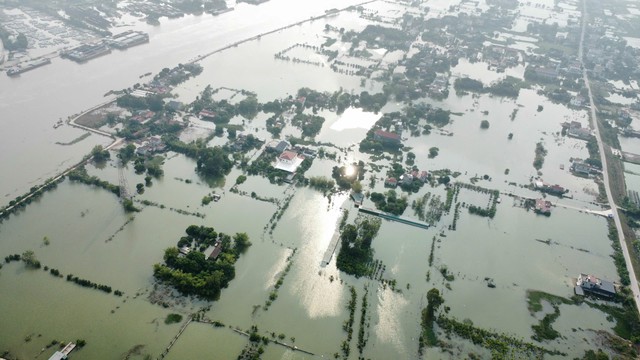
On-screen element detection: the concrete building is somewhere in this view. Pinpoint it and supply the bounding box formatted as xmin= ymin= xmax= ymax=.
xmin=575 ymin=274 xmax=616 ymax=299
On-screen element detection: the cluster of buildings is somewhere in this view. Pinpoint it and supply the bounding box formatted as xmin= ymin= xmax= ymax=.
xmin=428 ymin=73 xmax=449 ymax=97
xmin=385 ymin=169 xmax=429 ymax=188
xmin=130 ymin=110 xmax=155 ymax=124
xmin=482 ymin=45 xmax=521 ymax=72
xmin=265 ymin=139 xmax=315 ymax=179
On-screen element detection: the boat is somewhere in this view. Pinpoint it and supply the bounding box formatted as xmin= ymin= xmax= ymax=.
xmin=6 ymin=57 xmax=51 ymax=76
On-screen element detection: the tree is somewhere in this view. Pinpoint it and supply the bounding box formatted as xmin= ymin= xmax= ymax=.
xmin=197 ymin=147 xmax=233 ymax=178
xmin=351 ymin=180 xmax=363 ymax=193
xmin=118 ymin=144 xmax=136 ymax=164
xmin=233 ymin=233 xmax=252 ymax=253
xmin=406 ymin=151 xmax=416 ymax=165
xmin=235 ymin=175 xmax=247 ymax=185
xmin=147 ymin=95 xmax=165 ymax=112
xmin=237 ymin=96 xmax=260 ymax=119
xmin=21 ymin=250 xmax=40 ymax=268
xmin=480 ymin=120 xmax=490 ymax=129
xmin=164 ymin=247 xmax=180 ymax=267
xmin=123 ymin=199 xmax=139 ymax=212
xmin=427 ymin=109 xmax=450 ymax=127
xmin=426 ymin=288 xmax=443 ymax=310
xmin=91 ymin=145 xmax=110 ymax=162
xmin=428 ymin=147 xmax=439 ymax=158
xmin=14 ymin=33 xmax=28 ymax=49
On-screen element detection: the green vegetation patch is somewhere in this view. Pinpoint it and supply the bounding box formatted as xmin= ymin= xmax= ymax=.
xmin=370 ymin=190 xmax=408 ymax=215
xmin=68 ymin=166 xmax=120 ymax=196
xmin=418 ymin=288 xmax=443 ymax=354
xmin=436 ymin=316 xmax=557 ymax=358
xmin=454 ymin=76 xmax=525 ymax=98
xmin=526 ymin=290 xmax=573 ymax=314
xmin=336 ymin=216 xmax=382 ymax=277
xmin=341 ymin=286 xmax=358 ymax=358
xmin=164 ymin=313 xmax=183 ymax=324
xmin=457 ymin=183 xmax=500 ymax=219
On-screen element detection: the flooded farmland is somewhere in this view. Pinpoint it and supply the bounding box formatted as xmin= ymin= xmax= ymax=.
xmin=1 ymin=0 xmax=640 ymax=359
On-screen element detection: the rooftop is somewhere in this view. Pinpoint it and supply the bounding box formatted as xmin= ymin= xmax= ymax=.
xmin=279 ymin=150 xmax=298 ymax=161
xmin=374 ymin=129 xmax=401 ymax=140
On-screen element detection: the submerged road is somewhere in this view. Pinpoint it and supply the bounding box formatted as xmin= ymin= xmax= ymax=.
xmin=580 ymin=0 xmax=640 ymax=313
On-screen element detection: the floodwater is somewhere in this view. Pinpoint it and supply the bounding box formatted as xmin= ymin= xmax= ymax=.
xmin=0 ymin=1 xmax=627 ymax=359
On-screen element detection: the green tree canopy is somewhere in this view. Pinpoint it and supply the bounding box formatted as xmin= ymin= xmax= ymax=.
xmin=196 ymin=147 xmax=233 ymax=178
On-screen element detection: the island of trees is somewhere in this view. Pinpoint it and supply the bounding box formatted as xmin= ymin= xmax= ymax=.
xmin=153 ymin=225 xmax=251 ymax=300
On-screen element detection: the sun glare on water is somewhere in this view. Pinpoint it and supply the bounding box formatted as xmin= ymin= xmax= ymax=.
xmin=344 ymin=165 xmax=356 ymax=177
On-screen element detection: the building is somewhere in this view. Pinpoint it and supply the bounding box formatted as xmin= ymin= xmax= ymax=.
xmin=62 ymin=42 xmax=111 ymax=62
xmin=166 ymin=100 xmax=183 ymax=111
xmin=48 ymin=352 xmax=67 ymax=360
xmin=266 ymin=140 xmax=291 ymax=154
xmin=570 ymin=96 xmax=584 ymax=107
xmin=136 ymin=135 xmax=166 ymax=156
xmin=575 ymin=273 xmax=616 ymax=299
xmin=570 ymin=161 xmax=591 ymax=177
xmin=208 ymin=242 xmax=223 ymax=261
xmin=535 ymin=181 xmax=567 ymax=197
xmin=533 ymin=67 xmax=558 ymax=80
xmin=275 ymin=150 xmax=304 ymax=173
xmin=48 ymin=342 xmax=76 ymax=360
xmin=534 ymin=199 xmax=552 ymax=216
xmin=384 ymin=177 xmax=398 ymax=188
xmin=199 ymin=109 xmax=216 ymax=119
xmin=399 ymin=173 xmax=413 ymax=185
xmin=567 ymin=122 xmax=591 ymax=141
xmin=278 ymin=151 xmax=296 ymax=162
xmin=373 ymin=129 xmax=401 ymax=145
xmin=108 ymin=30 xmax=149 ymax=49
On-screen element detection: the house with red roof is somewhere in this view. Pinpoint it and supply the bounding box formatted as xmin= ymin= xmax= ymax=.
xmin=374 ymin=130 xmax=401 ymax=145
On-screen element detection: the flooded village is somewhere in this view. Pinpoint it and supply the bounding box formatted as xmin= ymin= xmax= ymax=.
xmin=1 ymin=0 xmax=640 ymax=359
